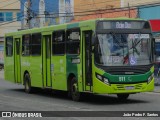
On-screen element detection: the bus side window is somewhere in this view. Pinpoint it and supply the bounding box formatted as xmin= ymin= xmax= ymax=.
xmin=52 ymin=30 xmax=65 ymax=55
xmin=66 ymin=29 xmax=80 ymax=54
xmin=22 ymin=34 xmax=31 ymax=56
xmin=6 ymin=37 xmax=13 ymax=57
xmin=31 ymin=33 xmax=41 ymax=56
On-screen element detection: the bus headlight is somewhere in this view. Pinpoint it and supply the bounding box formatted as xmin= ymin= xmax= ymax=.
xmin=148 ymin=74 xmax=154 ymax=84
xmin=96 ymin=74 xmax=103 ymax=81
xmin=103 ymin=78 xmax=110 ymax=85
xmin=96 ymin=73 xmax=110 ymax=85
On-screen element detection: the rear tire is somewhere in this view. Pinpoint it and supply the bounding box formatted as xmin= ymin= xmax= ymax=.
xmin=24 ymin=73 xmax=33 ymax=93
xmin=117 ymin=94 xmax=129 ymax=101
xmin=0 ymin=65 xmax=2 ymax=71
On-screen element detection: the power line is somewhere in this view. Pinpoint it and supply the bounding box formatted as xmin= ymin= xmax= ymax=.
xmin=125 ymin=0 xmax=160 ymax=7
xmin=0 ymin=0 xmax=23 ymax=27
xmin=33 ymin=1 xmax=160 ymax=16
xmin=0 ymin=0 xmax=20 ymax=9
xmin=1 ymin=0 xmax=159 ymax=27
xmin=0 ymin=0 xmax=13 ymax=4
xmin=34 ymin=2 xmax=160 ymax=19
xmin=36 ymin=0 xmax=120 ymax=13
xmin=0 ymin=26 xmax=21 ymax=27
xmin=19 ymin=0 xmax=35 ymax=28
xmin=75 ymin=0 xmax=119 ymax=7
xmin=0 ymin=14 xmax=24 ymax=26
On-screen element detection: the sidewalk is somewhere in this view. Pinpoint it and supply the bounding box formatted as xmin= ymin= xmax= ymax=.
xmin=154 ymin=76 xmax=160 ymax=93
xmin=0 ymin=69 xmax=4 ymax=79
xmin=154 ymin=85 xmax=160 ymax=93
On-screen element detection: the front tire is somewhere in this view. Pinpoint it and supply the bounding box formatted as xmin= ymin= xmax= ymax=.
xmin=117 ymin=94 xmax=129 ymax=101
xmin=70 ymin=77 xmax=81 ymax=101
xmin=24 ymin=73 xmax=33 ymax=93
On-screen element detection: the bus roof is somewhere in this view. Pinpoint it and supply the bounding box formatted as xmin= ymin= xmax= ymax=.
xmin=5 ymin=17 xmax=146 ymax=37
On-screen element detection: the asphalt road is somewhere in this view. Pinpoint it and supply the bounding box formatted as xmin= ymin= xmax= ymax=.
xmin=0 ymin=70 xmax=160 ymax=120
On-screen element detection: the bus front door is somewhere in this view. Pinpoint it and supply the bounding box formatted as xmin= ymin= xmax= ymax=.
xmin=43 ymin=35 xmax=52 ymax=87
xmin=83 ymin=31 xmax=93 ymax=91
xmin=14 ymin=38 xmax=21 ymax=83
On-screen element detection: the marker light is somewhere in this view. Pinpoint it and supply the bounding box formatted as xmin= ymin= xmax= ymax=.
xmin=96 ymin=73 xmax=110 ymax=85
xmin=148 ymin=73 xmax=154 ymax=84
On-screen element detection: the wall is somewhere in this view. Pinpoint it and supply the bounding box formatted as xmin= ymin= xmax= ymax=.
xmin=0 ymin=0 xmax=21 ymax=65
xmin=121 ymin=0 xmax=160 ymax=7
xmin=0 ymin=0 xmax=20 ymax=9
xmin=72 ymin=9 xmax=137 ymax=22
xmin=0 ymin=0 xmax=21 ymax=37
xmin=21 ymin=0 xmax=74 ymax=29
xmin=73 ymin=0 xmax=121 ymax=21
xmin=139 ymin=5 xmax=160 ymax=20
xmin=72 ymin=0 xmax=137 ymax=22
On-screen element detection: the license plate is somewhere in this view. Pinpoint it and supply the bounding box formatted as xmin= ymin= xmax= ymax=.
xmin=125 ymin=86 xmax=134 ymax=90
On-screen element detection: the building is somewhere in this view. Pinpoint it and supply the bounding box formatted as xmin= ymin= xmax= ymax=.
xmin=21 ymin=0 xmax=74 ymax=29
xmin=121 ymin=0 xmax=160 ymax=20
xmin=121 ymin=0 xmax=160 ymax=7
xmin=74 ymin=0 xmax=121 ymax=14
xmin=72 ymin=0 xmax=138 ymax=22
xmin=0 ymin=0 xmax=21 ymax=64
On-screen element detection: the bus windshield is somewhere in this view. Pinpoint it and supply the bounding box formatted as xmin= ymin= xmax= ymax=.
xmin=95 ymin=33 xmax=151 ymax=66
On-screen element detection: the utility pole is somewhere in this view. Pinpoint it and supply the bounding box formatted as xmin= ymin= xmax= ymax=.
xmin=27 ymin=0 xmax=31 ymax=29
xmin=128 ymin=3 xmax=130 ymax=18
xmin=137 ymin=7 xmax=140 ymax=18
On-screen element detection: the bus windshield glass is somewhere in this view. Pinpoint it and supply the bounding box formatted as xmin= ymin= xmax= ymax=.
xmin=95 ymin=34 xmax=151 ymax=66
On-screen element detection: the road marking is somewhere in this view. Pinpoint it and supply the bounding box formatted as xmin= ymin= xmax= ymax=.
xmin=144 ymin=92 xmax=160 ymax=95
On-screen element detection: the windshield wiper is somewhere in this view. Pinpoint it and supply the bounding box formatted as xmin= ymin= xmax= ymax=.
xmin=123 ymin=33 xmax=142 ymax=64
xmin=130 ymin=34 xmax=141 ymax=55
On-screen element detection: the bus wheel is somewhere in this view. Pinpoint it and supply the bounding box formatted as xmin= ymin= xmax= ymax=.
xmin=117 ymin=94 xmax=129 ymax=101
xmin=24 ymin=73 xmax=32 ymax=93
xmin=70 ymin=78 xmax=81 ymax=101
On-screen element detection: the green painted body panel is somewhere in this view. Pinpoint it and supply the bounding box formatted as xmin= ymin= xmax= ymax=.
xmin=92 ymin=64 xmax=154 ymax=94
xmin=4 ymin=57 xmax=15 ymax=82
xmin=67 ymin=23 xmax=79 ymax=29
xmin=51 ymin=55 xmax=67 ymax=90
xmin=30 ymin=56 xmax=43 ymax=87
xmin=103 ymin=71 xmax=151 ymax=84
xmin=21 ymin=56 xmax=43 ymax=87
xmin=66 ymin=55 xmax=79 ymax=79
xmin=66 ymin=55 xmax=83 ymax=92
xmin=4 ymin=18 xmax=154 ymax=95
xmin=93 ymin=77 xmax=154 ymax=94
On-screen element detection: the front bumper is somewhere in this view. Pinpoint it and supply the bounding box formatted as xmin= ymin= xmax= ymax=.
xmin=93 ymin=78 xmax=154 ymax=94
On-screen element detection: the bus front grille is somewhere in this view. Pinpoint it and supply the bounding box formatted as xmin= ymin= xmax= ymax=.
xmin=96 ymin=64 xmax=153 ymax=75
xmin=115 ymin=83 xmax=143 ymax=90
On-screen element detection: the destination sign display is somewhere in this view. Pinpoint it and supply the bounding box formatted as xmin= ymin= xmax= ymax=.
xmin=97 ymin=21 xmax=150 ymax=30
xmin=115 ymin=22 xmax=131 ymax=29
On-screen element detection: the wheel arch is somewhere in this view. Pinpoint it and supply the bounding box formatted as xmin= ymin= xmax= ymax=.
xmin=67 ymin=73 xmax=76 ymax=91
xmin=23 ymin=70 xmax=30 ymax=85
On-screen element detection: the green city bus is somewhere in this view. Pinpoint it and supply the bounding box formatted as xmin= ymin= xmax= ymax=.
xmin=4 ymin=18 xmax=154 ymax=101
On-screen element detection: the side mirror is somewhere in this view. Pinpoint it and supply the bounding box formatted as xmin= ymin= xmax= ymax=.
xmin=91 ymin=35 xmax=98 ymax=46
xmin=152 ymin=38 xmax=155 ymax=54
xmin=92 ymin=46 xmax=95 ymax=53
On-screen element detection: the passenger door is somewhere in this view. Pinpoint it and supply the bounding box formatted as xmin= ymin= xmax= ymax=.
xmin=42 ymin=35 xmax=52 ymax=87
xmin=83 ymin=31 xmax=93 ymax=91
xmin=14 ymin=37 xmax=21 ymax=83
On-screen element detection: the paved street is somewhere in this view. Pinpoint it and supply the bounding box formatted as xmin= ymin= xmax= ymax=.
xmin=0 ymin=70 xmax=160 ymax=120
